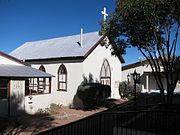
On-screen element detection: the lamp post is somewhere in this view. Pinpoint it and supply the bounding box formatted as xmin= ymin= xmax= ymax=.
xmin=132 ymin=69 xmax=140 ymax=110
xmin=127 ymin=74 xmax=130 ymax=85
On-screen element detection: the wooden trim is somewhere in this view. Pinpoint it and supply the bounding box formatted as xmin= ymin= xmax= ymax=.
xmin=25 ymin=56 xmax=84 ymax=64
xmin=57 ymin=89 xmax=67 ymax=92
xmin=100 ymin=77 xmax=111 ymax=79
xmin=8 ymin=80 xmax=10 ymax=117
xmin=49 ymin=78 xmax=51 ymax=94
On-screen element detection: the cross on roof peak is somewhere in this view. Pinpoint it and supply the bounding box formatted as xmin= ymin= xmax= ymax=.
xmin=101 ymin=7 xmax=108 ymax=21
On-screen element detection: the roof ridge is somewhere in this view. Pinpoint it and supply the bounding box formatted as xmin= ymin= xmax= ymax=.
xmin=25 ymin=31 xmax=99 ymax=44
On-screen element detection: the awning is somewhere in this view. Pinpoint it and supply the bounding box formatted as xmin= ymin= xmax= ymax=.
xmin=0 ymin=64 xmax=54 ymax=78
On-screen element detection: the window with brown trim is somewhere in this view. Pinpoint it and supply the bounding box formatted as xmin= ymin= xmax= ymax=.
xmin=100 ymin=59 xmax=111 ymax=86
xmin=25 ymin=78 xmax=51 ymax=96
xmin=0 ymin=79 xmax=8 ymax=99
xmin=58 ymin=64 xmax=67 ymax=91
xmin=38 ymin=65 xmax=46 ymax=93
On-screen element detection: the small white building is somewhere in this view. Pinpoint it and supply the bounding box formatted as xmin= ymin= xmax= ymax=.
xmin=10 ymin=31 xmax=125 ymax=107
xmin=0 ymin=51 xmax=53 ymax=117
xmin=122 ymin=60 xmax=180 ymax=93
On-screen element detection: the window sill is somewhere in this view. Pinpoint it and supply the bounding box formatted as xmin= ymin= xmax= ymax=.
xmin=57 ymin=89 xmax=67 ymax=92
xmin=25 ymin=93 xmax=51 ymax=96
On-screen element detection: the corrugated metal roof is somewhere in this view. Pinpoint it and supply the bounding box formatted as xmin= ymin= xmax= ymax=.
xmin=0 ymin=65 xmax=53 ymax=78
xmin=10 ymin=31 xmax=102 ymax=60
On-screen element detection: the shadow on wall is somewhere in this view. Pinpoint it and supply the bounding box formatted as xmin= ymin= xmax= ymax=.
xmin=0 ymin=93 xmax=55 ymax=135
xmin=73 ymin=73 xmax=111 ymax=110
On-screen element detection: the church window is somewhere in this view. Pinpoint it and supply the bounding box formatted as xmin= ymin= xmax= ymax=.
xmin=58 ymin=64 xmax=67 ymax=91
xmin=37 ymin=65 xmax=46 ymax=93
xmin=100 ymin=59 xmax=111 ymax=86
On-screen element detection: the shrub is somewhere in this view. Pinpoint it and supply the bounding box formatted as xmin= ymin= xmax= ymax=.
xmin=119 ymin=81 xmax=142 ymax=99
xmin=102 ymin=98 xmax=118 ymax=108
xmin=74 ymin=83 xmax=111 ymax=110
xmin=36 ymin=108 xmax=50 ymax=115
xmin=49 ymin=103 xmax=62 ymax=113
xmin=36 ymin=103 xmax=62 ymax=115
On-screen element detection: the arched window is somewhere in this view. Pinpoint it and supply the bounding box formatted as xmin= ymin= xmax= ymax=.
xmin=100 ymin=59 xmax=111 ymax=86
xmin=58 ymin=64 xmax=67 ymax=91
xmin=39 ymin=65 xmax=46 ymax=72
xmin=38 ymin=65 xmax=46 ymax=93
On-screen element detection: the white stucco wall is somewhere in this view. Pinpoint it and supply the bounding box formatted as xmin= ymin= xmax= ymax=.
xmin=0 ymin=55 xmax=22 ymax=65
xmin=25 ymin=94 xmax=51 ymax=114
xmin=122 ymin=64 xmax=155 ymax=92
xmin=122 ymin=64 xmax=152 ymax=81
xmin=83 ymin=45 xmax=122 ymax=99
xmin=122 ymin=64 xmax=180 ymax=93
xmin=175 ymin=81 xmax=180 ymax=93
xmin=32 ymin=63 xmax=83 ymax=106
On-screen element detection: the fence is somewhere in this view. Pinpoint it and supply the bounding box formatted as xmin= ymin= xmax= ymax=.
xmin=36 ymin=110 xmax=180 ymax=135
xmin=111 ymin=93 xmax=162 ymax=111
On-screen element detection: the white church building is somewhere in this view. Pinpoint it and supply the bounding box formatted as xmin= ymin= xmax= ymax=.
xmin=10 ymin=31 xmax=125 ymax=109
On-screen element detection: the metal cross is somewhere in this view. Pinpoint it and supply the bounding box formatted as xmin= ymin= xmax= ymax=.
xmin=101 ymin=7 xmax=108 ymax=21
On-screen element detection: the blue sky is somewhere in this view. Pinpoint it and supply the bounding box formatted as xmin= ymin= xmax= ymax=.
xmin=0 ymin=0 xmax=179 ymax=65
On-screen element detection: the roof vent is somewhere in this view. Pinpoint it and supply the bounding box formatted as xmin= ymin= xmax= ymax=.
xmin=80 ymin=28 xmax=83 ymax=47
xmin=77 ymin=28 xmax=83 ymax=47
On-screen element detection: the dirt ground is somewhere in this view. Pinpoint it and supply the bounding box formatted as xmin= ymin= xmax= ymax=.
xmin=0 ymin=106 xmax=107 ymax=135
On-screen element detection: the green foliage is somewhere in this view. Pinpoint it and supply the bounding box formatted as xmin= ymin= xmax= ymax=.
xmin=100 ymin=0 xmax=180 ymax=105
xmin=75 ymin=83 xmax=111 ymax=110
xmin=119 ymin=81 xmax=142 ymax=99
xmin=101 ymin=0 xmax=180 ymax=53
xmin=119 ymin=81 xmax=133 ymax=98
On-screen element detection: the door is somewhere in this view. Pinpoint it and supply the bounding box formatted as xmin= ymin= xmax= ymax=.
xmin=10 ymin=80 xmax=25 ymax=116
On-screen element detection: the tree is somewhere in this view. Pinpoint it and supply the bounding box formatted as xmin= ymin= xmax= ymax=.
xmin=100 ymin=0 xmax=180 ymax=105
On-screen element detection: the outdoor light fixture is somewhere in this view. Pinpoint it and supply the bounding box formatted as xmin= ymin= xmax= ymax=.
xmin=127 ymin=73 xmax=130 ymax=85
xmin=132 ymin=69 xmax=140 ymax=110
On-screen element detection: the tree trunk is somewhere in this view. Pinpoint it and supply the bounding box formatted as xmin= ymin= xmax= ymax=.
xmin=167 ymin=87 xmax=174 ymax=107
xmin=160 ymin=88 xmax=165 ymax=105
